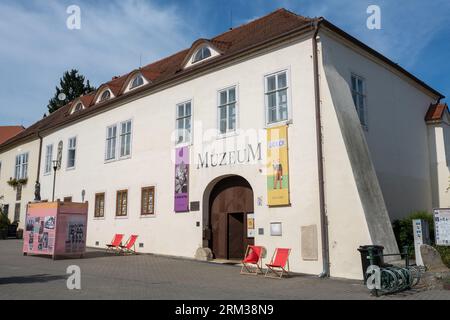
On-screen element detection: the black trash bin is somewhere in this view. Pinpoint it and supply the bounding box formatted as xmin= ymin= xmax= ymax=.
xmin=357 ymin=245 xmax=384 ymax=284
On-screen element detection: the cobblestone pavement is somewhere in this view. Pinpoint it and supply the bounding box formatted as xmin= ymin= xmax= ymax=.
xmin=0 ymin=240 xmax=449 ymax=300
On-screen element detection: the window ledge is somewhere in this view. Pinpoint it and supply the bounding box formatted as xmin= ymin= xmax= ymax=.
xmin=119 ymin=155 xmax=132 ymax=161
xmin=104 ymin=156 xmax=131 ymax=164
xmin=175 ymin=141 xmax=193 ymax=148
xmin=93 ymin=217 xmax=105 ymax=220
xmin=216 ymin=131 xmax=238 ymax=140
xmin=104 ymin=158 xmax=116 ymax=164
xmin=265 ymin=119 xmax=292 ymax=129
xmin=114 ymin=216 xmax=128 ymax=220
xmin=140 ymin=214 xmax=156 ymax=219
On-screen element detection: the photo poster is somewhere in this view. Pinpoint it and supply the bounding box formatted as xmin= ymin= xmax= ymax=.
xmin=174 ymin=146 xmax=189 ymax=212
xmin=24 ymin=215 xmax=56 ymax=254
xmin=64 ymin=216 xmax=87 ymax=254
xmin=266 ymin=125 xmax=290 ymax=206
xmin=434 ymin=208 xmax=450 ymax=246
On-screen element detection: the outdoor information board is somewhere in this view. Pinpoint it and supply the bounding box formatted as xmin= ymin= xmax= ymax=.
xmin=23 ymin=201 xmax=88 ymax=259
xmin=433 ymin=208 xmax=450 ymax=246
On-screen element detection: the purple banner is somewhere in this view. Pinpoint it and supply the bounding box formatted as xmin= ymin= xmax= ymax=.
xmin=174 ymin=146 xmax=189 ymax=212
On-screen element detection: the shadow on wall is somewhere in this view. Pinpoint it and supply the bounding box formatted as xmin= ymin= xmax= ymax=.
xmin=444 ymin=125 xmax=450 ymax=169
xmin=0 ymin=274 xmax=66 ymax=285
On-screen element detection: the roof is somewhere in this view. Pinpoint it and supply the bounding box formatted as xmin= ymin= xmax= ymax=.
xmin=0 ymin=8 xmax=444 ymax=152
xmin=0 ymin=126 xmax=25 ymax=145
xmin=425 ymin=103 xmax=449 ymax=122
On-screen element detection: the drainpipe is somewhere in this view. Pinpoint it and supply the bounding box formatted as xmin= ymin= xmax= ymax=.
xmin=312 ymin=20 xmax=330 ymax=278
xmin=36 ymin=131 xmax=43 ymax=183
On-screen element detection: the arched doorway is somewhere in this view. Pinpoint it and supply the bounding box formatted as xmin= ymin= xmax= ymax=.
xmin=207 ymin=175 xmax=254 ymax=260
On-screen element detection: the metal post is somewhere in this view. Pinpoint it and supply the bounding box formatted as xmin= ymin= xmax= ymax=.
xmin=51 ymin=160 xmax=59 ymax=202
xmin=403 ymin=245 xmax=409 ymax=268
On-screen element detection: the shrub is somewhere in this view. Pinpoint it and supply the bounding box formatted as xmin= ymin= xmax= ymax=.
xmin=392 ymin=211 xmax=450 ymax=268
xmin=435 ymin=246 xmax=450 ymax=269
xmin=392 ymin=211 xmax=435 ymax=257
xmin=0 ymin=213 xmax=10 ymax=230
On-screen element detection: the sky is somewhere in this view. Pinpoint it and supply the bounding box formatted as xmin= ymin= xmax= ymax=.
xmin=0 ymin=0 xmax=449 ymax=127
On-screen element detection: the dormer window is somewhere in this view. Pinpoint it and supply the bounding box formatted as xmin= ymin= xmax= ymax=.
xmin=183 ymin=41 xmax=221 ymax=69
xmin=71 ymin=102 xmax=84 ymax=114
xmin=192 ymin=47 xmax=211 ymax=63
xmin=100 ymin=90 xmax=111 ymax=102
xmin=74 ymin=103 xmax=83 ymax=111
xmin=130 ymin=75 xmax=144 ymax=90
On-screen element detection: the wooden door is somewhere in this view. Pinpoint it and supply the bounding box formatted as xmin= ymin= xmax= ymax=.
xmin=209 ymin=176 xmax=254 ymax=260
xmin=228 ymin=213 xmax=244 ymax=259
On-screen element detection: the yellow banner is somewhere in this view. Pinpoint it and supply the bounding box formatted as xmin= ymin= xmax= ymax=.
xmin=267 ymin=126 xmax=290 ymax=206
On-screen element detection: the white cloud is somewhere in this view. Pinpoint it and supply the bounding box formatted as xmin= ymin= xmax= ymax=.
xmin=281 ymin=0 xmax=450 ymax=68
xmin=0 ymin=0 xmax=194 ymax=126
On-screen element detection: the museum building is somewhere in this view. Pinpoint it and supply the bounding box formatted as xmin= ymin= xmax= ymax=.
xmin=0 ymin=9 xmax=448 ymax=279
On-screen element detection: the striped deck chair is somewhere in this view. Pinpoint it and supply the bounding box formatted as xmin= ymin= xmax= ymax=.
xmin=265 ymin=248 xmax=291 ymax=279
xmin=119 ymin=235 xmax=138 ymax=255
xmin=106 ymin=234 xmax=124 ymax=253
xmin=240 ymin=245 xmax=264 ymax=275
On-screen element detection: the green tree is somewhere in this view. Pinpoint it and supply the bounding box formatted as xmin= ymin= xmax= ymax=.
xmin=47 ymin=69 xmax=95 ymax=114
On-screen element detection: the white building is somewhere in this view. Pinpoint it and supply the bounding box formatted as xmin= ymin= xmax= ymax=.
xmin=0 ymin=9 xmax=448 ymax=279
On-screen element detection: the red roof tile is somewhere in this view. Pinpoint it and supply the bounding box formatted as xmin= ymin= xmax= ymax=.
xmin=425 ymin=103 xmax=449 ymax=122
xmin=0 ymin=126 xmax=24 ymax=144
xmin=0 ymin=8 xmax=444 ymax=151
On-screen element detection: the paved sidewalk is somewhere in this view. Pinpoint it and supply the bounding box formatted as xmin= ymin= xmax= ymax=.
xmin=0 ymin=240 xmax=449 ymax=300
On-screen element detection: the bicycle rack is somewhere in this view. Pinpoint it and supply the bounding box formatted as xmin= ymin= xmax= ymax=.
xmin=366 ymin=246 xmax=426 ymax=296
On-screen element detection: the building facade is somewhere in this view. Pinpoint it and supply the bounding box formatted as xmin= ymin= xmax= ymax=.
xmin=0 ymin=9 xmax=448 ymax=279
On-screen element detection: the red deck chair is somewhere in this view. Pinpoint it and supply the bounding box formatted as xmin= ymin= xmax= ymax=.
xmin=106 ymin=234 xmax=124 ymax=253
xmin=119 ymin=235 xmax=138 ymax=255
xmin=265 ymin=248 xmax=291 ymax=279
xmin=240 ymin=245 xmax=264 ymax=275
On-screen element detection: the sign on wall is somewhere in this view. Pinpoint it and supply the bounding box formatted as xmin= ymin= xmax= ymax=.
xmin=266 ymin=126 xmax=290 ymax=206
xmin=247 ymin=213 xmax=255 ymax=238
xmin=434 ymin=208 xmax=450 ymax=246
xmin=174 ymin=146 xmax=189 ymax=212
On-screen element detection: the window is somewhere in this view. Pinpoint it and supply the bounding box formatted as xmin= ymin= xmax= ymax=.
xmin=94 ymin=193 xmax=105 ymax=218
xmin=192 ymin=47 xmax=212 ymax=63
xmin=14 ymin=153 xmax=28 ymax=180
xmin=176 ymin=101 xmax=192 ymax=144
xmin=14 ymin=203 xmax=20 ymax=222
xmin=67 ymin=137 xmax=77 ymax=168
xmin=73 ymin=103 xmax=83 ymax=113
xmin=3 ymin=204 xmax=9 ymax=218
xmin=351 ymin=74 xmax=367 ymax=127
xmin=100 ymin=90 xmax=111 ymax=102
xmin=141 ymin=187 xmax=155 ymax=215
xmin=130 ymin=75 xmax=144 ymax=89
xmin=116 ymin=190 xmax=128 ymax=217
xmin=44 ymin=144 xmax=53 ymax=174
xmin=16 ymin=185 xmax=22 ymax=201
xmin=105 ymin=121 xmax=132 ymax=161
xmin=265 ymin=71 xmax=288 ymax=124
xmin=119 ymin=120 xmax=132 ymax=158
xmin=106 ymin=125 xmax=117 ymax=160
xmin=218 ymin=86 xmax=237 ymax=134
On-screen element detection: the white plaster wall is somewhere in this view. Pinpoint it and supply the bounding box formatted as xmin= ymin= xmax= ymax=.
xmin=3 ymin=30 xmax=436 ymax=280
xmin=0 ymin=139 xmax=40 ymax=228
xmin=319 ymin=35 xmax=377 ymax=279
xmin=36 ymin=37 xmax=329 ymax=277
xmin=428 ymin=123 xmax=450 ymax=208
xmin=319 ymin=31 xmax=437 ymax=221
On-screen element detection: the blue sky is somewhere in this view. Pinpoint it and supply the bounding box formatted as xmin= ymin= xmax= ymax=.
xmin=0 ymin=0 xmax=449 ymax=127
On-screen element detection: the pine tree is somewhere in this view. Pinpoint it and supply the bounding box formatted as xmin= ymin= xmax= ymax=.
xmin=47 ymin=69 xmax=95 ymax=114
